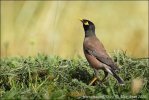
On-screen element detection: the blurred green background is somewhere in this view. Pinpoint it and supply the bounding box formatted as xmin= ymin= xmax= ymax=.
xmin=1 ymin=1 xmax=148 ymax=58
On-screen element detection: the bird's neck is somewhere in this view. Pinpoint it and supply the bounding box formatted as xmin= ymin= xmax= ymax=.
xmin=85 ymin=30 xmax=96 ymax=37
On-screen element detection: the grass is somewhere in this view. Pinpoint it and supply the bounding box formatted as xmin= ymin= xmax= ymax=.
xmin=0 ymin=50 xmax=148 ymax=100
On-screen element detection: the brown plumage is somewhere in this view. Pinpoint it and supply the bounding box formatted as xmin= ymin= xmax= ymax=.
xmin=80 ymin=19 xmax=124 ymax=85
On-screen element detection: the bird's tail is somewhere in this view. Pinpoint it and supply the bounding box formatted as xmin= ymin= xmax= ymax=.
xmin=105 ymin=68 xmax=124 ymax=85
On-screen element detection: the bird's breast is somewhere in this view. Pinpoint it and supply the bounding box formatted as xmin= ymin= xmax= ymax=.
xmin=84 ymin=50 xmax=103 ymax=70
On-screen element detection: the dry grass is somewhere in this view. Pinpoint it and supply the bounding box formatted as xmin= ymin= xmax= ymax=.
xmin=1 ymin=1 xmax=148 ymax=58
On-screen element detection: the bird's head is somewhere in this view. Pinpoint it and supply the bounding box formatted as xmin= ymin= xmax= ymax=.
xmin=80 ymin=19 xmax=95 ymax=36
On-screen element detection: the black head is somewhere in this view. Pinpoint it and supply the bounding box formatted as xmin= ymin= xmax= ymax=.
xmin=80 ymin=19 xmax=95 ymax=37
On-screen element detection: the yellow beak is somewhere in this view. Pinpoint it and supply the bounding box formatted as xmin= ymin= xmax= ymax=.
xmin=79 ymin=18 xmax=89 ymax=25
xmin=79 ymin=18 xmax=83 ymax=22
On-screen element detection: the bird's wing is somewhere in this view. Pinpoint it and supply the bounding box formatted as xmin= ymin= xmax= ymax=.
xmin=84 ymin=39 xmax=119 ymax=70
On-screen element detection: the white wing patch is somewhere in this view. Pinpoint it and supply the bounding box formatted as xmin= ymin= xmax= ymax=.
xmin=105 ymin=68 xmax=113 ymax=75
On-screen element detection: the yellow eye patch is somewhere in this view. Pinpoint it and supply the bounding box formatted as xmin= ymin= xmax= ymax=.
xmin=84 ymin=21 xmax=89 ymax=25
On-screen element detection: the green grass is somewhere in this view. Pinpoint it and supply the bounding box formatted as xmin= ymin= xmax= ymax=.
xmin=0 ymin=50 xmax=148 ymax=100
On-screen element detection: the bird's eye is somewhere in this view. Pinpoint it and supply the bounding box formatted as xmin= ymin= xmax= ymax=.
xmin=84 ymin=21 xmax=89 ymax=25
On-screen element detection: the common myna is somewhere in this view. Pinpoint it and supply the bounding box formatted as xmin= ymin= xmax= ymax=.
xmin=80 ymin=19 xmax=124 ymax=85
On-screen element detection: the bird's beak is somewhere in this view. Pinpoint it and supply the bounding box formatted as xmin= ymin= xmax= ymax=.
xmin=79 ymin=18 xmax=83 ymax=22
xmin=79 ymin=18 xmax=89 ymax=25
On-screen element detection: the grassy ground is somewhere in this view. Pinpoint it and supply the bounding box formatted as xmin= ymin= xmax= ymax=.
xmin=0 ymin=50 xmax=148 ymax=100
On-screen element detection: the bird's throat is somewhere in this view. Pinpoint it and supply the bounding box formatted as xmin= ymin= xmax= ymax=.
xmin=85 ymin=30 xmax=95 ymax=37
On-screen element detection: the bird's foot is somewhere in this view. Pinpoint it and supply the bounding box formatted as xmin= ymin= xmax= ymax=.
xmin=94 ymin=80 xmax=103 ymax=86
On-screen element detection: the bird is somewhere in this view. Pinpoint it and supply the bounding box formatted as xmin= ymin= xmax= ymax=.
xmin=80 ymin=18 xmax=124 ymax=85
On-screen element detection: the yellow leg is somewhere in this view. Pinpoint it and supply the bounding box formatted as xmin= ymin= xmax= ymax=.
xmin=89 ymin=77 xmax=98 ymax=86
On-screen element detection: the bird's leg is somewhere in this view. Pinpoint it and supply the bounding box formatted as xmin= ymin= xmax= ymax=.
xmin=89 ymin=77 xmax=98 ymax=86
xmin=101 ymin=71 xmax=108 ymax=82
xmin=89 ymin=69 xmax=101 ymax=85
